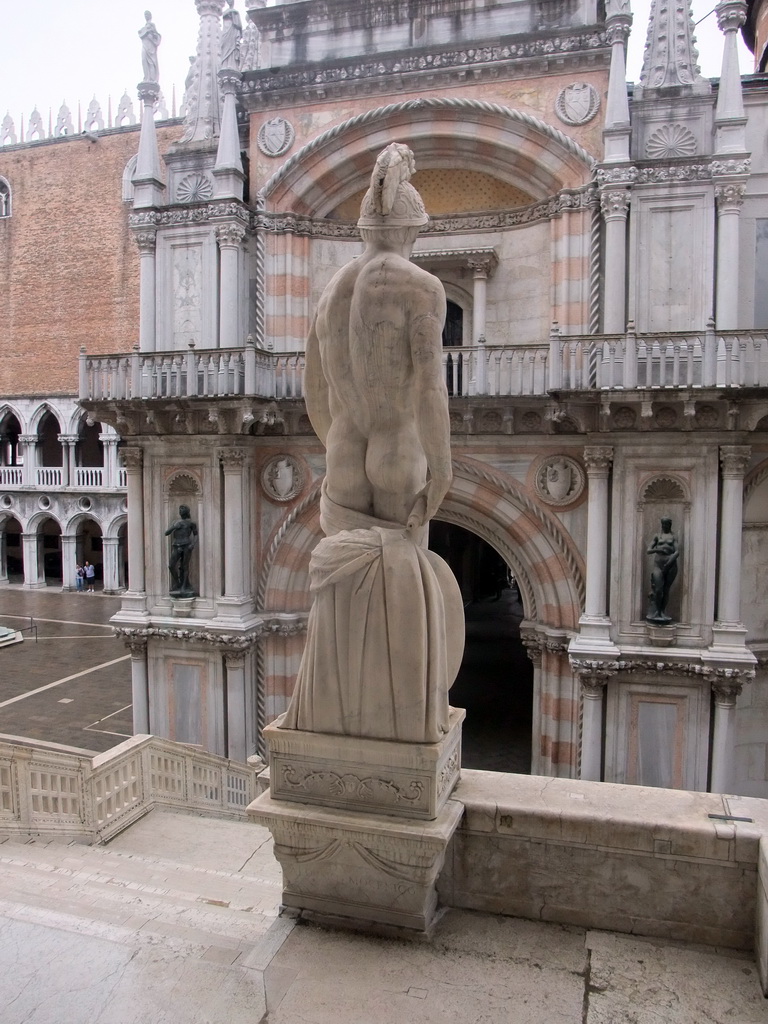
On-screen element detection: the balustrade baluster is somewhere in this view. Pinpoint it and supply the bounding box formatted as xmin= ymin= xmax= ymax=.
xmin=754 ymin=337 xmax=765 ymax=386
xmin=739 ymin=337 xmax=748 ymax=387
xmin=723 ymin=336 xmax=733 ymax=387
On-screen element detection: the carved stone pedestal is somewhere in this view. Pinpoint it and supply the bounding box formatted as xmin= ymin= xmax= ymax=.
xmin=263 ymin=707 xmax=465 ymax=821
xmin=248 ymin=791 xmax=463 ymax=933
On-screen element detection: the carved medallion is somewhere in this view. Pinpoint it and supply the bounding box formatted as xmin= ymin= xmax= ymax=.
xmin=555 ymin=83 xmax=600 ymax=126
xmin=534 ymin=456 xmax=585 ymax=507
xmin=257 ymin=116 xmax=295 ymax=157
xmin=176 ymin=173 xmax=213 ymax=203
xmin=262 ymin=455 xmax=304 ymax=502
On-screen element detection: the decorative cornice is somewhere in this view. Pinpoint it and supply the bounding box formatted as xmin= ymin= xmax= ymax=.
xmin=615 ymin=658 xmax=754 ymax=682
xmin=711 ymin=157 xmax=751 ymax=177
xmin=129 ymin=201 xmax=249 ymax=229
xmin=255 ymin=186 xmax=598 ymax=240
xmin=635 ymin=163 xmax=711 ymax=184
xmin=241 ymin=30 xmax=609 ymax=106
xmin=597 ymin=166 xmax=638 ymax=186
xmin=114 ymin=619 xmax=308 ymax=650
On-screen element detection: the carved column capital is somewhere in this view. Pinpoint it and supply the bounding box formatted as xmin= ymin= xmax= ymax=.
xmin=223 ymin=649 xmax=247 ymax=669
xmin=719 ymin=444 xmax=750 ymax=478
xmin=216 ymin=223 xmax=247 ymax=248
xmin=583 ymin=446 xmax=614 ymax=476
xmin=58 ymin=435 xmax=78 ymax=446
xmin=711 ymin=680 xmax=743 ymax=707
xmin=219 ymin=447 xmax=248 ymax=469
xmin=133 ymin=229 xmax=157 ymax=252
xmin=137 ymin=81 xmax=161 ymax=106
xmin=716 ymin=0 xmax=747 ymax=34
xmin=520 ymin=630 xmax=542 ymax=666
xmin=19 ymin=435 xmax=37 ymax=445
xmin=120 ymin=448 xmax=144 ymax=471
xmin=124 ymin=636 xmax=148 ymax=657
xmin=467 ymin=257 xmax=494 ymax=278
xmin=600 ymin=189 xmax=631 ymax=220
xmin=714 ymin=182 xmax=746 ymax=212
xmin=573 ymin=659 xmax=620 ymax=695
xmin=605 ymin=16 xmax=632 ymax=46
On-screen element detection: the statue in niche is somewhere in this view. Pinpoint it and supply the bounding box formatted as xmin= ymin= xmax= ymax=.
xmin=646 ymin=516 xmax=680 ymax=625
xmin=220 ymin=0 xmax=243 ymax=70
xmin=139 ymin=11 xmax=161 ymax=83
xmin=280 ymin=143 xmax=464 ymax=744
xmin=165 ymin=504 xmax=198 ymax=597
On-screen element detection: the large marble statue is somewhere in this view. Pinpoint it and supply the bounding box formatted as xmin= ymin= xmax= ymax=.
xmin=646 ymin=516 xmax=680 ymax=624
xmin=139 ymin=11 xmax=161 ymax=83
xmin=220 ymin=0 xmax=243 ymax=70
xmin=280 ymin=143 xmax=464 ymax=743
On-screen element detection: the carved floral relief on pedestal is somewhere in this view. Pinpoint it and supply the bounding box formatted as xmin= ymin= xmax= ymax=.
xmin=172 ymin=245 xmax=203 ymax=349
xmin=261 ymin=455 xmax=304 ymax=502
xmin=534 ymin=456 xmax=586 ymax=507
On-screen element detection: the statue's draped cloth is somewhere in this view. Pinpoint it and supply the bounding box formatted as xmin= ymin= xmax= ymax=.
xmin=280 ymin=488 xmax=464 ymax=743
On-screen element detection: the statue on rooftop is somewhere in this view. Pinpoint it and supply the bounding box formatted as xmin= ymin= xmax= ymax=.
xmin=139 ymin=11 xmax=161 ymax=84
xmin=646 ymin=516 xmax=680 ymax=625
xmin=279 ymin=143 xmax=464 ymax=744
xmin=220 ymin=0 xmax=243 ymax=70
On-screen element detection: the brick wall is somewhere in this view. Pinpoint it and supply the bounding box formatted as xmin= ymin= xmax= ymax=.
xmin=0 ymin=123 xmax=183 ymax=397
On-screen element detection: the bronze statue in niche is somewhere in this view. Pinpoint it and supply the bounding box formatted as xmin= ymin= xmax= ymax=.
xmin=646 ymin=516 xmax=680 ymax=624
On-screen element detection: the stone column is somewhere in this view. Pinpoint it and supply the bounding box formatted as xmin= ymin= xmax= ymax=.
xmin=120 ymin=448 xmax=145 ymax=594
xmin=19 ymin=435 xmax=37 ymax=487
xmin=716 ymin=445 xmax=750 ymax=626
xmin=102 ymin=536 xmax=121 ymax=594
xmin=219 ymin=448 xmax=247 ymax=601
xmin=578 ymin=668 xmax=615 ymax=782
xmin=602 ymin=11 xmax=633 ymax=162
xmin=521 ymin=635 xmax=543 ymax=776
xmin=225 ymin=649 xmax=247 ymax=762
xmin=710 ymin=680 xmax=743 ymax=793
xmin=59 ymin=436 xmax=77 ymax=487
xmin=134 ymin=230 xmax=158 ymax=353
xmin=61 ymin=534 xmax=78 ymax=592
xmin=469 ymin=260 xmax=489 ymax=345
xmin=22 ymin=532 xmax=44 ymax=588
xmin=216 ymin=224 xmax=246 ymax=349
xmin=582 ymin=446 xmax=614 ymax=624
xmin=600 ymin=190 xmax=630 ymax=334
xmin=714 ymin=183 xmax=746 ymax=331
xmin=0 ymin=532 xmax=7 ymax=584
xmin=127 ymin=637 xmax=150 ymax=734
xmin=100 ymin=434 xmax=119 ymax=488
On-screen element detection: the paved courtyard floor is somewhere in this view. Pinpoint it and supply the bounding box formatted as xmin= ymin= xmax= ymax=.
xmin=0 ymin=585 xmax=132 ymax=752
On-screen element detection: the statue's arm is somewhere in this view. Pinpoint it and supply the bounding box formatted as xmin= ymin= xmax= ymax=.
xmin=409 ymin=283 xmax=452 ymax=525
xmin=304 ymin=316 xmax=332 ymax=446
xmin=164 ymin=523 xmax=176 ymax=537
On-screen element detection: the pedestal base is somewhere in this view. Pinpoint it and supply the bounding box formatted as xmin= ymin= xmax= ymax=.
xmin=248 ymin=791 xmax=463 ymax=934
xmin=263 ymin=707 xmax=464 ymax=820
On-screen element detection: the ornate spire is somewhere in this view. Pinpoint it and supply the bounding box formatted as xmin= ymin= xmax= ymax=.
xmin=181 ymin=0 xmax=226 ymax=144
xmin=636 ymin=0 xmax=710 ymax=95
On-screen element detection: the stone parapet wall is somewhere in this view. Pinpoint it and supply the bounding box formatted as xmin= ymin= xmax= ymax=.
xmin=440 ymin=769 xmax=763 ymax=949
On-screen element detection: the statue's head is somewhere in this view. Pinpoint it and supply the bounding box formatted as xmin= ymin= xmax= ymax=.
xmin=358 ymin=143 xmax=428 ymax=241
xmin=179 ymin=504 xmax=190 ymax=518
xmin=145 ymin=10 xmax=152 ymax=21
xmin=661 ymin=516 xmax=672 ymax=530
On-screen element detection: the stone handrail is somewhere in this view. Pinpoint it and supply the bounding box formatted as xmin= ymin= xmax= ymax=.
xmin=81 ymin=328 xmax=768 ymax=403
xmin=0 ymin=734 xmax=263 ymax=843
xmin=80 ymin=342 xmax=305 ymax=402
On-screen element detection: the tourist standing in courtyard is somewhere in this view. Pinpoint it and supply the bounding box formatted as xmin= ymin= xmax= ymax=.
xmin=84 ymin=561 xmax=96 ymax=593
xmin=75 ymin=564 xmax=84 ymax=592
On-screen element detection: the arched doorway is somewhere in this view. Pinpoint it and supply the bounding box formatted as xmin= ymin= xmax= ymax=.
xmin=76 ymin=418 xmax=104 ymax=487
xmin=39 ymin=517 xmax=62 ymax=584
xmin=430 ymin=521 xmax=532 ymax=772
xmin=77 ymin=518 xmax=103 ymax=591
xmin=1 ymin=514 xmax=23 ymax=582
xmin=117 ymin=522 xmax=128 ymax=591
xmin=0 ymin=411 xmax=22 ymax=483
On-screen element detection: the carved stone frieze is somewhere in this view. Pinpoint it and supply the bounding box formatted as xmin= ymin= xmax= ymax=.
xmin=635 ymin=163 xmax=710 ymax=184
xmin=279 ymin=765 xmax=426 ymax=809
xmin=596 ymin=166 xmax=638 ymax=186
xmin=241 ymin=30 xmax=609 ymax=104
xmin=555 ymin=83 xmax=600 ymax=126
xmin=129 ymin=200 xmax=249 ymax=229
xmin=711 ymin=157 xmax=751 ymax=177
xmin=614 ymin=658 xmax=754 ymax=683
xmin=114 ymin=619 xmax=307 ymax=650
xmin=520 ymin=628 xmax=572 ymax=664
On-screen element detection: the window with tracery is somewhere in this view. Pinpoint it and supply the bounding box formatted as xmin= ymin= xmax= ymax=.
xmin=0 ymin=178 xmax=11 ymax=218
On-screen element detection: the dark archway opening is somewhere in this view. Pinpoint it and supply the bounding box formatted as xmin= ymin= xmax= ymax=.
xmin=442 ymin=300 xmax=464 ymax=396
xmin=429 ymin=521 xmax=533 ymax=773
xmin=2 ymin=516 xmax=23 ymax=581
xmin=39 ymin=517 xmax=62 ymax=583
